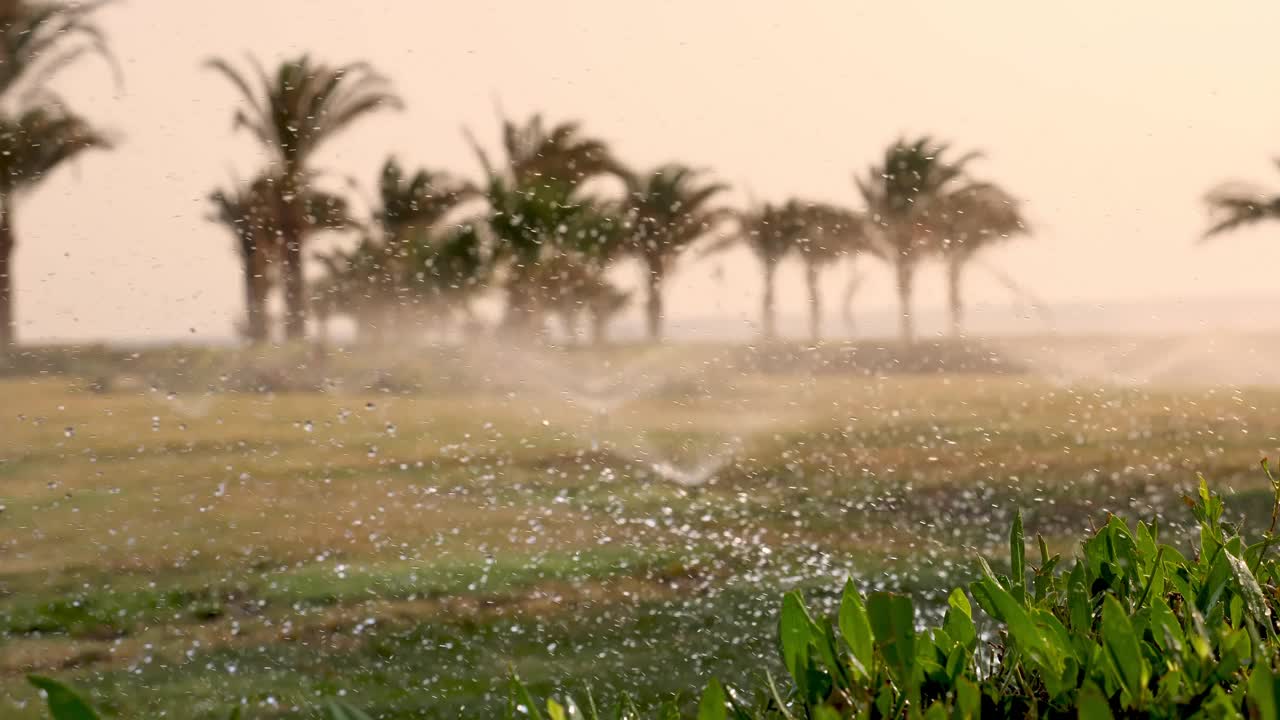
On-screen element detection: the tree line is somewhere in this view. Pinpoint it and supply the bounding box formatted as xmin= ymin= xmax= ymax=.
xmin=204 ymin=60 xmax=1030 ymax=348
xmin=0 ymin=1 xmax=1270 ymax=352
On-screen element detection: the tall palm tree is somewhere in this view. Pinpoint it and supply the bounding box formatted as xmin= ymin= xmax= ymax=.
xmin=209 ymin=173 xmax=356 ymax=343
xmin=467 ymin=114 xmax=624 ymax=335
xmin=207 ymin=54 xmax=401 ymax=340
xmin=0 ymin=0 xmax=114 ymax=350
xmin=928 ymin=182 xmax=1027 ymax=337
xmin=790 ymin=203 xmax=872 ymax=342
xmin=0 ymin=105 xmax=108 ymax=348
xmin=555 ymin=201 xmax=628 ymax=345
xmin=856 ymin=137 xmax=980 ymax=344
xmin=735 ymin=201 xmax=807 ymax=341
xmin=623 ymin=164 xmax=729 ymax=341
xmin=209 ymin=176 xmax=275 ymax=343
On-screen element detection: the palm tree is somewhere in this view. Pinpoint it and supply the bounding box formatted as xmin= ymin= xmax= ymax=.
xmin=735 ymin=201 xmax=807 ymax=341
xmin=370 ymin=157 xmax=477 ymax=329
xmin=467 ymin=114 xmax=624 ymax=335
xmin=790 ymin=203 xmax=872 ymax=342
xmin=207 ymin=54 xmax=401 ymax=340
xmin=210 ymin=173 xmax=358 ymax=344
xmin=0 ymin=0 xmax=114 ymax=350
xmin=315 ymin=159 xmax=482 ymax=344
xmin=0 ymin=105 xmax=108 ymax=348
xmin=856 ymin=137 xmax=980 ymax=344
xmin=402 ymin=224 xmax=490 ymax=337
xmin=927 ymin=183 xmax=1027 ymax=337
xmin=623 ymin=164 xmax=729 ymax=341
xmin=209 ymin=176 xmax=275 ymax=343
xmin=557 ymin=202 xmax=628 ymax=345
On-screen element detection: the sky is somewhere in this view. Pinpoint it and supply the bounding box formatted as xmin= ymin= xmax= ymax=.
xmin=12 ymin=1 xmax=1280 ymax=341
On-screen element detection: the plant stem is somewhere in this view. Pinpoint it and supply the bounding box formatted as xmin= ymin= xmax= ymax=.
xmin=1253 ymin=459 xmax=1280 ymax=573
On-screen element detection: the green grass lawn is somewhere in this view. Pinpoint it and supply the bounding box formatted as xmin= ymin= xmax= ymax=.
xmin=1 ymin=345 xmax=1277 ymax=717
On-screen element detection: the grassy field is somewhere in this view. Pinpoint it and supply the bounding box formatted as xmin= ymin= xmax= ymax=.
xmin=1 ymin=343 xmax=1277 ymax=717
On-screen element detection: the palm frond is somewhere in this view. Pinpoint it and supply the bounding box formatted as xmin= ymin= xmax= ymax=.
xmin=208 ymin=54 xmax=401 ymax=174
xmin=855 ymin=135 xmax=993 ymax=259
xmin=1203 ymin=184 xmax=1280 ymax=240
xmin=623 ymin=163 xmax=731 ymax=269
xmin=0 ymin=103 xmax=110 ymax=195
xmin=0 ymin=0 xmax=118 ymax=99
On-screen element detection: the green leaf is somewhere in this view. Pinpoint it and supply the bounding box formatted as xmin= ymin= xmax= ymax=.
xmin=1186 ymin=606 xmax=1213 ymax=662
xmin=1101 ymin=595 xmax=1148 ymax=706
xmin=1067 ymin=562 xmax=1091 ymax=633
xmin=1105 ymin=517 xmax=1142 ymax=587
xmin=1250 ymin=662 xmax=1280 ymax=720
xmin=548 ymin=698 xmax=568 ymax=720
xmin=923 ymin=700 xmax=949 ymax=720
xmin=947 ymin=585 xmax=972 ymax=619
xmin=955 ymin=676 xmax=981 ymax=720
xmin=697 ymin=679 xmax=728 ymax=720
xmin=510 ymin=676 xmax=546 ymax=720
xmin=779 ymin=591 xmax=813 ymax=686
xmin=812 ymin=706 xmax=841 ymax=720
xmin=1077 ymin=682 xmax=1115 ymax=720
xmin=1147 ymin=597 xmax=1184 ymax=655
xmin=1082 ymin=528 xmax=1110 ymax=577
xmin=1136 ymin=521 xmax=1157 ymax=563
xmin=811 ymin=617 xmax=850 ymax=687
xmin=973 ymin=565 xmax=1064 ymax=676
xmin=1010 ymin=509 xmax=1026 ymax=601
xmin=322 ymin=700 xmax=374 ymax=720
xmin=838 ymin=579 xmax=873 ymax=677
xmin=27 ymin=676 xmax=100 ymax=720
xmin=867 ymin=592 xmax=916 ymax=684
xmin=1225 ymin=548 xmax=1273 ymax=632
xmin=1197 ymin=550 xmax=1232 ymax=614
xmin=942 ymin=588 xmax=977 ymax=651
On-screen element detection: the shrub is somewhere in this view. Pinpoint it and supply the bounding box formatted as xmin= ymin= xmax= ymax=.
xmin=30 ymin=468 xmax=1280 ymax=719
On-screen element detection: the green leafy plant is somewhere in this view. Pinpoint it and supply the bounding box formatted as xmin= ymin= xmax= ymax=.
xmin=31 ymin=469 xmax=1280 ymax=719
xmin=520 ymin=471 xmax=1280 ymax=718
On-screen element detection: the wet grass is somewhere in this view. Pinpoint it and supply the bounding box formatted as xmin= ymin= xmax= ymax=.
xmin=1 ymin=359 xmax=1279 ymax=717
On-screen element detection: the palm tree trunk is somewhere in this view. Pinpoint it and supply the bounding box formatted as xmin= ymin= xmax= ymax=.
xmin=841 ymin=257 xmax=860 ymax=337
xmin=242 ymin=239 xmax=269 ymax=344
xmin=501 ymin=277 xmax=540 ymax=338
xmin=356 ymin=312 xmax=382 ymax=345
xmin=245 ymin=278 xmax=268 ymax=344
xmin=277 ymin=174 xmax=307 ymax=341
xmin=558 ymin=308 xmax=579 ymax=346
xmin=0 ymin=200 xmax=13 ymax=351
xmin=946 ymin=253 xmax=964 ymax=338
xmin=761 ymin=259 xmax=778 ymax=341
xmin=313 ymin=307 xmax=330 ymax=349
xmin=803 ymin=258 xmax=821 ymax=342
xmin=894 ymin=257 xmax=915 ymax=345
xmin=590 ymin=309 xmax=609 ymax=347
xmin=281 ymin=235 xmax=306 ymax=340
xmin=644 ymin=255 xmax=664 ymax=342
